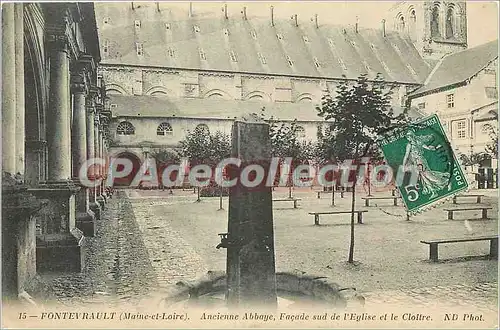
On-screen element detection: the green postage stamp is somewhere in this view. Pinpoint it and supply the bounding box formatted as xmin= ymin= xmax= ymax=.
xmin=379 ymin=114 xmax=468 ymax=214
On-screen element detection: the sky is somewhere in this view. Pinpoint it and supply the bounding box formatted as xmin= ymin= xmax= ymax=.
xmin=156 ymin=1 xmax=498 ymax=47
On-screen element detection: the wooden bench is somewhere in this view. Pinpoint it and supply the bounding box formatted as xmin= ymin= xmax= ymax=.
xmin=444 ymin=207 xmax=493 ymax=220
xmin=362 ymin=196 xmax=399 ymax=207
xmin=273 ymin=198 xmax=302 ymax=209
xmin=309 ymin=210 xmax=368 ymax=225
xmin=420 ymin=235 xmax=498 ymax=262
xmin=452 ymin=194 xmax=484 ymax=204
xmin=316 ymin=190 xmax=345 ymax=199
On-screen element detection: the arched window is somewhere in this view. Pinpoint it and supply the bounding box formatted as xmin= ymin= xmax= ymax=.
xmin=157 ymin=122 xmax=173 ymax=136
xmin=446 ymin=7 xmax=455 ymax=39
xmin=116 ymin=121 xmax=135 ymax=135
xmin=195 ymin=124 xmax=210 ymax=134
xmin=248 ymin=95 xmax=264 ymax=101
xmin=207 ymin=93 xmax=224 ymax=99
xmin=295 ymin=126 xmax=306 ymax=138
xmin=431 ymin=6 xmax=440 ymax=38
xmin=409 ymin=10 xmax=417 ymax=40
xmin=399 ymin=16 xmax=405 ymax=31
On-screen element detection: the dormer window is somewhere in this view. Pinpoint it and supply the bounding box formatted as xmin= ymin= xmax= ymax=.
xmin=381 ymin=61 xmax=391 ymax=73
xmin=223 ymin=28 xmax=230 ymax=36
xmin=313 ymin=57 xmax=320 ymax=68
xmin=199 ymin=48 xmax=206 ymax=60
xmin=276 ymin=33 xmax=283 ymax=40
xmin=229 ymin=50 xmax=237 ymax=62
xmin=103 ymin=40 xmax=109 ymax=53
xmin=134 ymin=20 xmax=141 ymax=29
xmin=406 ymin=64 xmax=417 ymax=76
xmin=194 ymin=25 xmax=200 ymax=33
xmin=167 ymin=48 xmax=175 ymax=57
xmin=165 ymin=23 xmax=171 ymax=30
xmin=251 ymin=30 xmax=257 ymax=39
xmin=338 ymin=58 xmax=347 ymax=71
xmin=136 ymin=42 xmax=144 ymax=56
xmin=258 ymin=52 xmax=267 ymax=65
xmin=286 ymin=55 xmax=293 ymax=67
xmin=350 ymin=40 xmax=357 ymax=48
xmin=392 ymin=44 xmax=401 ymax=55
xmin=302 ymin=35 xmax=309 ymax=43
xmin=103 ymin=17 xmax=110 ymax=24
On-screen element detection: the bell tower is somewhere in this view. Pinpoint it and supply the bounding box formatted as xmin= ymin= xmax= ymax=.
xmin=388 ymin=1 xmax=467 ymax=61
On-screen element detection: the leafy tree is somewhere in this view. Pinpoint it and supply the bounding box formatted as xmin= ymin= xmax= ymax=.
xmin=316 ymin=73 xmax=409 ymax=263
xmin=459 ymin=152 xmax=491 ymax=167
xmin=483 ymin=124 xmax=498 ymax=158
xmin=260 ymin=108 xmax=314 ymax=197
xmin=178 ymin=126 xmax=231 ymax=202
xmin=150 ymin=149 xmax=181 ymax=191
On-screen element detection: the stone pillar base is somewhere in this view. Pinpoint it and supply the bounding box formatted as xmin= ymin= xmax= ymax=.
xmin=29 ymin=181 xmax=84 ymax=273
xmin=96 ymin=195 xmax=106 ymax=211
xmin=76 ymin=209 xmax=96 ymax=237
xmin=89 ymin=202 xmax=102 ymax=220
xmin=36 ymin=230 xmax=86 ymax=273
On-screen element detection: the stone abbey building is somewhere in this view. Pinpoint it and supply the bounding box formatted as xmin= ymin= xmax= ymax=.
xmin=95 ymin=1 xmax=497 ymax=180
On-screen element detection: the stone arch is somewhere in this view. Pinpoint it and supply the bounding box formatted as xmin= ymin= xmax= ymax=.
xmin=296 ymin=93 xmax=313 ymax=103
xmin=430 ymin=2 xmax=441 ymax=38
xmin=106 ymin=83 xmax=128 ymax=95
xmin=24 ymin=5 xmax=47 ymax=184
xmin=145 ymin=85 xmax=169 ymax=97
xmin=445 ymin=3 xmax=459 ymax=39
xmin=244 ymin=91 xmax=270 ymax=101
xmin=203 ymin=89 xmax=231 ymax=100
xmin=407 ymin=5 xmax=417 ymax=40
xmin=395 ymin=12 xmax=405 ymax=32
xmin=109 ymin=151 xmax=142 ymax=187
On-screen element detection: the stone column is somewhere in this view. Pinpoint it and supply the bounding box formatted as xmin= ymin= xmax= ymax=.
xmin=87 ymin=98 xmax=102 ymax=220
xmin=224 ymin=115 xmax=277 ymax=309
xmin=46 ymin=37 xmax=71 ymax=181
xmin=71 ymin=79 xmax=96 ymax=236
xmin=15 ymin=3 xmax=25 ymax=175
xmin=2 ymin=4 xmax=16 ymax=175
xmin=94 ymin=115 xmax=106 ymax=208
xmin=31 ymin=32 xmax=84 ymax=273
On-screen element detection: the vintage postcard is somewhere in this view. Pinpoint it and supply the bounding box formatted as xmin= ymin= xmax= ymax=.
xmin=1 ymin=1 xmax=498 ymax=329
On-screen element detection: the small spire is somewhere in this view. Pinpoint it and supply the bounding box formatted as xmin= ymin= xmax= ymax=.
xmin=315 ymin=14 xmax=318 ymax=29
xmin=242 ymin=6 xmax=247 ymax=20
xmin=270 ymin=6 xmax=274 ymax=27
xmin=382 ymin=19 xmax=386 ymax=37
xmin=223 ymin=3 xmax=228 ymax=19
xmin=355 ymin=15 xmax=359 ymax=33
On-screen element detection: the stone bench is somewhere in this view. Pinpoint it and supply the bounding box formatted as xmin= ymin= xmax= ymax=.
xmin=308 ymin=210 xmax=368 ymax=225
xmin=443 ymin=207 xmax=493 ymax=220
xmin=273 ymin=198 xmax=302 ymax=209
xmin=420 ymin=235 xmax=498 ymax=262
xmin=316 ymin=190 xmax=344 ymax=199
xmin=452 ymin=194 xmax=484 ymax=204
xmin=361 ymin=196 xmax=399 ymax=207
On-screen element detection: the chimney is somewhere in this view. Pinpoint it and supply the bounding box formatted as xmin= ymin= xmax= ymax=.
xmin=355 ymin=16 xmax=359 ymax=33
xmin=294 ymin=14 xmax=298 ymax=27
xmin=270 ymin=6 xmax=274 ymax=26
xmin=189 ymin=2 xmax=193 ymax=17
xmin=315 ymin=14 xmax=318 ymax=29
xmin=131 ymin=2 xmax=134 ymax=10
xmin=156 ymin=2 xmax=160 ymax=12
xmin=242 ymin=6 xmax=247 ymax=20
xmin=382 ymin=19 xmax=386 ymax=37
xmin=223 ymin=3 xmax=228 ymax=19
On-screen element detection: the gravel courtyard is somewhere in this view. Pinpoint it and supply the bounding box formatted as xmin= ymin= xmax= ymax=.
xmin=35 ymin=187 xmax=498 ymax=314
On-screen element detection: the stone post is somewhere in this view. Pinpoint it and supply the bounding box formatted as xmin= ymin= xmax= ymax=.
xmin=225 ymin=115 xmax=277 ymax=309
xmin=96 ymin=123 xmax=106 ymax=207
xmin=71 ymin=76 xmax=96 ymax=236
xmin=2 ymin=4 xmax=16 ymax=175
xmin=30 ymin=31 xmax=84 ymax=273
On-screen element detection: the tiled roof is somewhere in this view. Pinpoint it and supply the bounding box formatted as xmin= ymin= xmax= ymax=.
xmin=410 ymin=40 xmax=499 ymax=97
xmin=96 ymin=3 xmax=431 ymax=84
xmin=109 ymin=95 xmax=423 ymax=122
